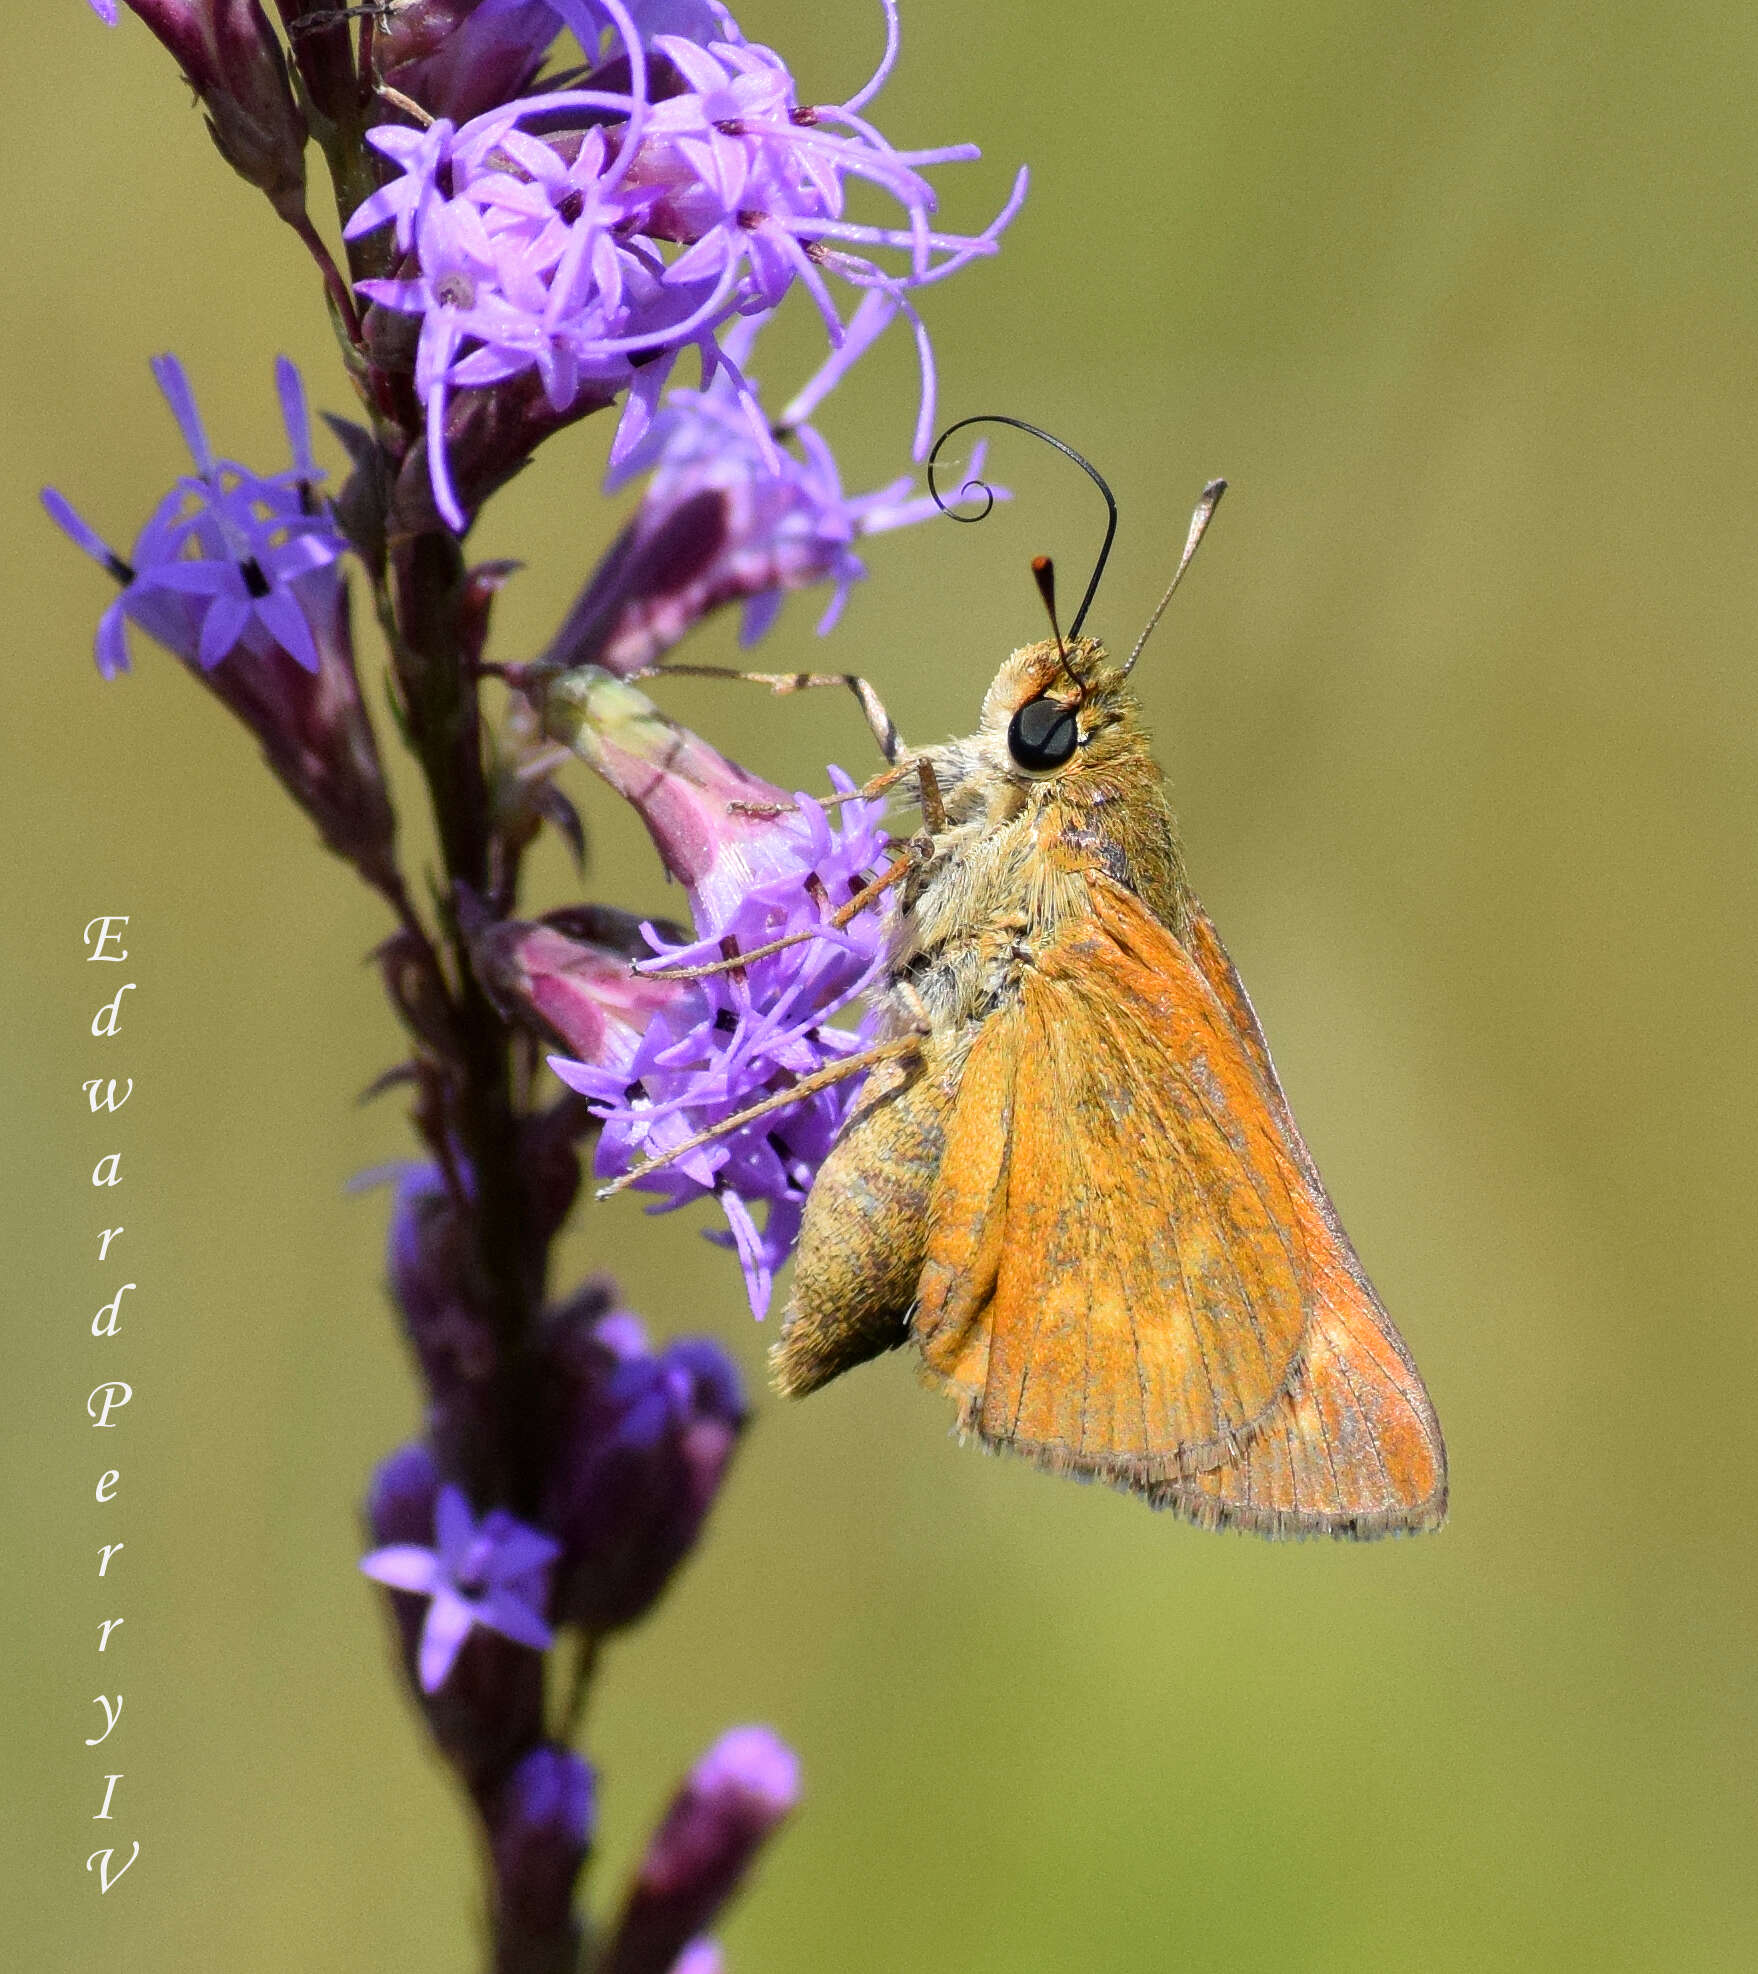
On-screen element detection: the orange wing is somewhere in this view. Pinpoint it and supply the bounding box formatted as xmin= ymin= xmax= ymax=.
xmin=1161 ymin=902 xmax=1447 ymax=1536
xmin=912 ymin=881 xmax=1447 ymax=1538
xmin=913 ymin=886 xmax=1315 ymax=1484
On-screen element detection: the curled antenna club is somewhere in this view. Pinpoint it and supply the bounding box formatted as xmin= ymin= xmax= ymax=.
xmin=927 ymin=415 xmax=1119 ymax=638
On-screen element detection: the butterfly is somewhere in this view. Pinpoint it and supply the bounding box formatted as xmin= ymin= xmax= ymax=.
xmin=759 ymin=447 xmax=1446 ymax=1538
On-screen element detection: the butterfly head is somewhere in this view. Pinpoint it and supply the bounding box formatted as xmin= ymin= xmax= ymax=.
xmin=978 ymin=636 xmax=1147 ymax=786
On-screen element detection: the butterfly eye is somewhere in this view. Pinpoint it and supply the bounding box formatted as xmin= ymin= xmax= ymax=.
xmin=1007 ymin=696 xmax=1080 ymax=772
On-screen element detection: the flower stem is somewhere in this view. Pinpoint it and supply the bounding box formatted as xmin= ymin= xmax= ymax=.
xmin=559 ymin=1632 xmax=604 ymax=1744
xmin=285 ymin=207 xmax=365 ymax=348
xmin=391 ymin=527 xmax=547 ymax=1510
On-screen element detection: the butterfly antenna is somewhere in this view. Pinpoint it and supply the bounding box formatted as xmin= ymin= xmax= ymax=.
xmin=927 ymin=416 xmax=1119 ymax=640
xmin=1029 ymin=555 xmax=1084 ymax=691
xmin=1122 ymin=479 xmax=1227 ymax=676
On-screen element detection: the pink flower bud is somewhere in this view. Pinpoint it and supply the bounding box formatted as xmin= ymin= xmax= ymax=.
xmin=465 ymin=905 xmax=691 ymax=1067
xmin=601 ymin=1727 xmax=800 ymax=1974
xmin=540 ymin=667 xmax=797 ymax=927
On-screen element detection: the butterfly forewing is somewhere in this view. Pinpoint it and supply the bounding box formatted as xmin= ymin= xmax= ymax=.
xmin=915 ymin=887 xmax=1313 ymax=1481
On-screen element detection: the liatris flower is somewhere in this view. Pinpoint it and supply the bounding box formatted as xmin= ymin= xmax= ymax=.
xmin=600 ymin=1726 xmax=800 ymax=1974
xmin=540 ymin=669 xmax=891 ymax=1316
xmin=625 ymin=14 xmax=1027 ymax=447
xmin=542 ymin=302 xmax=997 ymax=675
xmin=45 ymin=357 xmax=401 ymax=889
xmin=541 ymin=1303 xmax=746 ymax=1633
xmin=43 ymin=354 xmax=348 ymax=677
xmin=361 ymin=1480 xmax=561 ymax=1693
xmin=342 ymin=0 xmax=1022 ymax=526
xmin=363 ymin=1445 xmax=547 ymax=1791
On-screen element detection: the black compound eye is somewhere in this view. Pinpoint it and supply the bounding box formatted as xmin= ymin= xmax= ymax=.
xmin=1007 ymin=695 xmax=1080 ymax=772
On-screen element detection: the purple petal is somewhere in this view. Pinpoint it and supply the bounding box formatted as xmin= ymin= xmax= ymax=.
xmin=359 ymin=1545 xmax=443 ymax=1595
xmin=41 ymin=488 xmax=125 ymax=574
xmin=433 ymin=1484 xmax=477 ymax=1567
xmin=716 ymin=1190 xmax=774 ymax=1320
xmin=94 ymin=601 xmax=133 ymax=680
xmin=738 ymin=588 xmax=784 ymax=646
xmin=275 ymin=356 xmax=317 ymax=481
xmin=479 ymin=1589 xmax=556 ymax=1653
xmin=425 ymin=381 xmax=468 ymax=533
xmin=417 ymin=1590 xmax=476 ymax=1693
xmin=198 ymin=591 xmax=250 ymax=669
xmin=149 ymin=354 xmax=216 ymax=477
xmin=483 ymin=1517 xmax=564 ymax=1580
xmin=254 ymin=586 xmax=321 ymax=672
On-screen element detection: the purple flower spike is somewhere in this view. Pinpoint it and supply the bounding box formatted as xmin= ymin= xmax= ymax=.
xmin=541 ymin=1309 xmax=747 ymax=1633
xmin=361 ymin=1483 xmax=560 ymax=1694
xmin=600 ymin=1726 xmax=801 ymax=1974
xmin=492 ymin=1743 xmax=596 ymax=1948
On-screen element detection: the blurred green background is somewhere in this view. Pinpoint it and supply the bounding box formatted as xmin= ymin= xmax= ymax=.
xmin=5 ymin=1 xmax=1756 ymax=1968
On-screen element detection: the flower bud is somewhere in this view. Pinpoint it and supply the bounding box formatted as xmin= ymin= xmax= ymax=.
xmin=464 ymin=905 xmax=692 ymax=1065
xmin=600 ymin=1727 xmax=800 ymax=1974
xmin=539 ymin=668 xmax=794 ymax=929
xmin=379 ymin=0 xmax=561 ymax=123
xmin=386 ymin=1165 xmax=501 ymax=1474
xmin=491 ymin=1742 xmax=595 ymax=1956
xmin=669 ymin=1944 xmax=725 ymax=1974
xmin=540 ymin=1308 xmax=747 ymax=1634
xmin=120 ymin=2 xmax=308 ymax=221
xmin=536 ymin=487 xmax=732 ymax=680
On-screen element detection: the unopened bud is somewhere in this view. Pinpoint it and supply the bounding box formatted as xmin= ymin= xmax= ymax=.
xmin=122 ymin=2 xmax=308 ymax=220
xmin=600 ymin=1727 xmax=800 ymax=1974
xmin=491 ymin=1742 xmax=595 ymax=1950
xmin=541 ymin=1313 xmax=746 ymax=1635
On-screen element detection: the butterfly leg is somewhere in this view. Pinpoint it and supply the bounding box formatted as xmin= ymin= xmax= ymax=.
xmin=639 ymin=662 xmax=906 ymax=764
xmin=643 ymin=836 xmax=927 ymax=980
xmin=596 ymin=1030 xmax=927 ymax=1200
xmin=742 ymin=754 xmax=925 ymax=822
